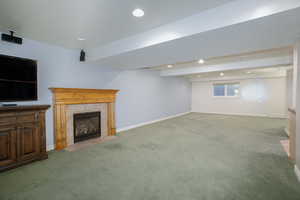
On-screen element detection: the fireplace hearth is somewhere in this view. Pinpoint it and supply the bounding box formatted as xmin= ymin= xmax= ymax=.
xmin=73 ymin=112 xmax=101 ymax=143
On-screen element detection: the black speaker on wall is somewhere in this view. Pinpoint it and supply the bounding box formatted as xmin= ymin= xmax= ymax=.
xmin=80 ymin=49 xmax=86 ymax=62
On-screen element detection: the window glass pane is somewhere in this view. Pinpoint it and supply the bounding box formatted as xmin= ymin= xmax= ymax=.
xmin=227 ymin=83 xmax=240 ymax=96
xmin=213 ymin=84 xmax=225 ymax=96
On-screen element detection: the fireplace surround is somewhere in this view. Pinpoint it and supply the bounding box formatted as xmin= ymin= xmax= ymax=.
xmin=49 ymin=88 xmax=119 ymax=150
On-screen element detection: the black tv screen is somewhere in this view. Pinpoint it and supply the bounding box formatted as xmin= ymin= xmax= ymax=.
xmin=0 ymin=54 xmax=37 ymax=101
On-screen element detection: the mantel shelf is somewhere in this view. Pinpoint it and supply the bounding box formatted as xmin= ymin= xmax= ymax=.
xmin=49 ymin=88 xmax=119 ymax=105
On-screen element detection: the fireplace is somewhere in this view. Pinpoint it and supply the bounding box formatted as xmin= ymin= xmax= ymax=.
xmin=73 ymin=112 xmax=101 ymax=143
xmin=50 ymin=88 xmax=118 ymax=150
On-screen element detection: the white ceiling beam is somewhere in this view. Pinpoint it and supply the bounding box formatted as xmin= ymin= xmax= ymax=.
xmin=160 ymin=56 xmax=292 ymax=77
xmin=88 ymin=0 xmax=300 ymax=64
xmin=189 ymin=72 xmax=287 ymax=82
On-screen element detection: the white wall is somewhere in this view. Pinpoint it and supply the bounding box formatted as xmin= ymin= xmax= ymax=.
xmin=0 ymin=36 xmax=191 ymax=150
xmin=286 ymin=69 xmax=294 ymax=109
xmin=191 ymin=77 xmax=287 ymax=118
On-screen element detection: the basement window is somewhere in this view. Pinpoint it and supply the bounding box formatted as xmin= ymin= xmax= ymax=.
xmin=213 ymin=83 xmax=240 ymax=97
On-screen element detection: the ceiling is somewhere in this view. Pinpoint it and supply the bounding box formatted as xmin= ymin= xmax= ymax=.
xmin=1 ymin=0 xmax=299 ymax=71
xmin=151 ymin=47 xmax=293 ymax=70
xmin=187 ymin=66 xmax=290 ymax=81
xmin=0 ymin=0 xmax=234 ymax=49
xmin=88 ymin=3 xmax=300 ymax=69
xmin=159 ymin=46 xmax=293 ymax=77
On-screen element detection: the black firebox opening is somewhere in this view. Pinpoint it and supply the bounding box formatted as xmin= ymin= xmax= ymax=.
xmin=73 ymin=112 xmax=101 ymax=143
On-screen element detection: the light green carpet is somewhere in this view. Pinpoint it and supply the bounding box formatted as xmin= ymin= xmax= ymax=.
xmin=0 ymin=113 xmax=299 ymax=200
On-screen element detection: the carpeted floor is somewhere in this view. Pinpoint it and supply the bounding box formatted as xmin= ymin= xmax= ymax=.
xmin=0 ymin=113 xmax=299 ymax=200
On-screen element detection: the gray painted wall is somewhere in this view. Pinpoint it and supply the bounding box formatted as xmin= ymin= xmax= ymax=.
xmin=0 ymin=36 xmax=191 ymax=149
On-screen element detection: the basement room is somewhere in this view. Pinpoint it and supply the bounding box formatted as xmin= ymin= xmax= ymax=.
xmin=0 ymin=1 xmax=300 ymax=200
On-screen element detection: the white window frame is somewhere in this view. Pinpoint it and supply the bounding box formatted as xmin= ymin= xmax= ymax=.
xmin=212 ymin=82 xmax=240 ymax=98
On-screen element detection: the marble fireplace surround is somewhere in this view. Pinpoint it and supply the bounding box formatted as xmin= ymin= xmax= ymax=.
xmin=49 ymin=88 xmax=119 ymax=150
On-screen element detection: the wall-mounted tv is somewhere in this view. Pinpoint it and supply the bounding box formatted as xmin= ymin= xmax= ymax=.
xmin=0 ymin=54 xmax=37 ymax=102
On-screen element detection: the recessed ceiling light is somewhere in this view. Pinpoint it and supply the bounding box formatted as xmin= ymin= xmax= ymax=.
xmin=198 ymin=59 xmax=205 ymax=64
xmin=132 ymin=8 xmax=145 ymax=17
xmin=167 ymin=65 xmax=173 ymax=68
xmin=220 ymin=72 xmax=225 ymax=76
xmin=78 ymin=37 xmax=86 ymax=41
xmin=247 ymin=71 xmax=252 ymax=74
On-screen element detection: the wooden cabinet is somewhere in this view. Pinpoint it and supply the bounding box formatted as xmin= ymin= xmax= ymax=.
xmin=0 ymin=105 xmax=50 ymax=172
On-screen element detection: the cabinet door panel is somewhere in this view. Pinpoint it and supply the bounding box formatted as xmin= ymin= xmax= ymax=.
xmin=19 ymin=123 xmax=40 ymax=161
xmin=0 ymin=127 xmax=17 ymax=167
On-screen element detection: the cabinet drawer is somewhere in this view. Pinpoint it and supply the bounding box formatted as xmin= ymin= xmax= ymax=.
xmin=0 ymin=114 xmax=17 ymax=126
xmin=17 ymin=112 xmax=38 ymax=123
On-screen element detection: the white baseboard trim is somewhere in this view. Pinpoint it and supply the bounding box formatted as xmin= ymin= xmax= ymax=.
xmin=294 ymin=165 xmax=300 ymax=182
xmin=191 ymin=111 xmax=287 ymax=119
xmin=267 ymin=114 xmax=288 ymax=119
xmin=117 ymin=111 xmax=191 ymax=133
xmin=47 ymin=144 xmax=55 ymax=151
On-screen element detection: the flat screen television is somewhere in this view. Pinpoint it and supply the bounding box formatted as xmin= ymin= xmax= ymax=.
xmin=0 ymin=54 xmax=37 ymax=102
